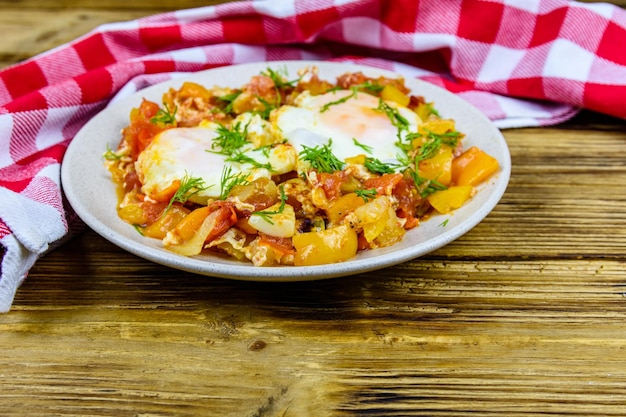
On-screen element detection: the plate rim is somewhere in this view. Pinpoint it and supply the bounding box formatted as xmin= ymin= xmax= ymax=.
xmin=61 ymin=60 xmax=511 ymax=281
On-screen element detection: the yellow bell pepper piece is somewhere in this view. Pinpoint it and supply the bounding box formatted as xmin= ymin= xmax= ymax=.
xmin=293 ymin=224 xmax=358 ymax=266
xmin=380 ymin=84 xmax=410 ymax=107
xmin=427 ymin=185 xmax=474 ymax=214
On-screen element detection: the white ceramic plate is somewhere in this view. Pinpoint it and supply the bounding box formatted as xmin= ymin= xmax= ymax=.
xmin=61 ymin=61 xmax=510 ymax=281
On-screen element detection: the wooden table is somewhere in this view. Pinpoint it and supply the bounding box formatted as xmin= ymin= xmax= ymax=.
xmin=2 ymin=2 xmax=626 ymax=416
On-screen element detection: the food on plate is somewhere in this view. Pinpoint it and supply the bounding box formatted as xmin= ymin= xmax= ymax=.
xmin=104 ymin=66 xmax=499 ymax=266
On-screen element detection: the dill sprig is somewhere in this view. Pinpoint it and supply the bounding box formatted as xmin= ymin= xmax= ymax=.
xmin=353 ymin=80 xmax=385 ymax=94
xmin=209 ymin=122 xmax=249 ymax=156
xmin=150 ymin=103 xmax=177 ymax=125
xmin=262 ymin=67 xmax=301 ymax=89
xmin=408 ymin=169 xmax=448 ymax=198
xmin=103 ymin=144 xmax=123 ymax=161
xmin=426 ymin=102 xmax=440 ymax=117
xmin=376 ymin=98 xmax=409 ymax=131
xmin=251 ymin=186 xmax=287 ymax=225
xmin=354 ymin=188 xmax=377 ymax=202
xmin=320 ymin=88 xmax=357 ymax=113
xmin=411 ymin=129 xmax=462 ymax=163
xmin=217 ymin=91 xmax=242 ymax=114
xmin=298 ymin=139 xmax=344 ymax=173
xmin=320 ymin=81 xmax=386 ymax=113
xmin=364 ymin=157 xmax=398 ymax=175
xmin=219 ymin=166 xmax=249 ymax=200
xmin=352 ymin=138 xmax=373 ymax=154
xmin=255 ymin=96 xmax=277 ymax=120
xmin=165 ymin=172 xmax=210 ymax=212
xmin=226 ymin=151 xmax=272 ymax=170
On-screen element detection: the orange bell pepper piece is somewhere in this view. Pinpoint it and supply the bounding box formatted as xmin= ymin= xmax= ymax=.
xmin=452 ymin=146 xmax=499 ymax=186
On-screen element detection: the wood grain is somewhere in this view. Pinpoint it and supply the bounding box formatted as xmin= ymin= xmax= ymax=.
xmin=2 ymin=1 xmax=626 ymax=416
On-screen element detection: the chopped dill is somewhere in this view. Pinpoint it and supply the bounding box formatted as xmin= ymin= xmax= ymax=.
xmin=251 ymin=186 xmax=287 ymax=225
xmin=219 ymin=166 xmax=249 ymax=200
xmin=411 ymin=129 xmax=462 ymax=163
xmin=320 ymin=88 xmax=358 ymax=113
xmin=103 ymin=144 xmax=123 ymax=161
xmin=375 ymin=98 xmax=409 ymax=130
xmin=217 ymin=91 xmax=242 ymax=114
xmin=319 ymin=81 xmax=386 ymax=113
xmin=165 ymin=172 xmax=211 ymax=212
xmin=426 ymin=102 xmax=440 ymax=117
xmin=409 ymin=169 xmax=448 ymax=198
xmin=298 ymin=139 xmax=344 ymax=173
xmin=255 ymin=96 xmax=276 ymax=120
xmin=352 ymin=80 xmax=385 ymax=94
xmin=209 ymin=122 xmax=249 ymax=156
xmin=150 ymin=103 xmax=177 ymax=125
xmin=262 ymin=66 xmax=301 ymax=88
xmin=226 ymin=151 xmax=272 ymax=170
xmin=354 ymin=188 xmax=377 ymax=202
xmin=352 ymin=138 xmax=373 ymax=154
xmin=364 ymin=157 xmax=398 ymax=175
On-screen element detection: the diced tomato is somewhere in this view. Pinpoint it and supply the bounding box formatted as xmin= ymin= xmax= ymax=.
xmin=123 ymin=99 xmax=169 ymax=159
xmin=392 ymin=177 xmax=420 ymax=229
xmin=205 ymin=201 xmax=238 ymax=243
xmin=140 ymin=200 xmax=170 ymax=224
xmin=363 ymin=173 xmax=403 ymax=196
xmin=317 ymin=172 xmax=346 ymax=201
xmin=245 ymin=75 xmax=278 ymax=103
xmin=259 ymin=233 xmax=295 ymax=255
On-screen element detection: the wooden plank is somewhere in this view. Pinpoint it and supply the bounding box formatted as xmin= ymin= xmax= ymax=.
xmin=3 ymin=228 xmax=626 ymax=416
xmin=0 ymin=9 xmax=148 ymax=68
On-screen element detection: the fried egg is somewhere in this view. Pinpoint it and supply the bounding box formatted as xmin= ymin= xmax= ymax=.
xmin=273 ymin=89 xmax=421 ymax=164
xmin=136 ymin=119 xmax=296 ymax=202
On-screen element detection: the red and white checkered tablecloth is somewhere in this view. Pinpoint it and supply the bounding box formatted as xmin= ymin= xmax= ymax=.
xmin=1 ymin=0 xmax=624 ymax=311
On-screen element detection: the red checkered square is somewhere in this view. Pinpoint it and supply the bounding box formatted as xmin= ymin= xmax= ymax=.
xmin=139 ymin=25 xmax=183 ymax=52
xmin=75 ymin=68 xmax=113 ymax=104
xmin=529 ymin=6 xmax=567 ymax=47
xmin=381 ymin=0 xmax=418 ymax=33
xmin=506 ymin=76 xmax=546 ymax=101
xmin=596 ymin=20 xmax=626 ymax=66
xmin=295 ymin=6 xmax=340 ymax=40
xmin=457 ymin=0 xmax=504 ymax=44
xmin=584 ymin=83 xmax=626 ymax=119
xmin=2 ymin=62 xmax=48 ymax=103
xmin=4 ymin=91 xmax=48 ymax=113
xmin=73 ymin=33 xmax=117 ymax=71
xmin=222 ymin=15 xmax=268 ymax=44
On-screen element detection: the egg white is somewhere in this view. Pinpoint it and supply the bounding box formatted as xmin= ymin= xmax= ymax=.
xmin=274 ymin=90 xmax=421 ymax=164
